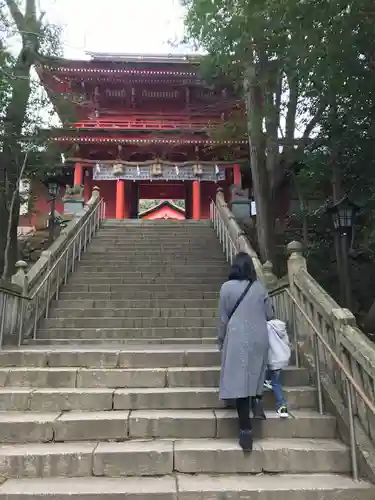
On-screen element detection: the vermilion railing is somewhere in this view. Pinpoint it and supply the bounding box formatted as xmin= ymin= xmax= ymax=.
xmin=74 ymin=115 xmax=221 ymax=131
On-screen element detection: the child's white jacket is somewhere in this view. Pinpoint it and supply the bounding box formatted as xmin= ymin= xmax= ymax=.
xmin=267 ymin=319 xmax=291 ymax=371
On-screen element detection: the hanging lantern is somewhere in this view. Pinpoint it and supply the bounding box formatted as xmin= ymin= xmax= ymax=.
xmin=94 ymin=163 xmax=101 ymax=174
xmin=193 ymin=164 xmax=203 ymax=177
xmin=215 ymin=164 xmax=220 ymax=176
xmin=137 ymin=165 xmax=141 ymax=177
xmin=112 ymin=163 xmax=123 ymax=176
xmin=151 ymin=162 xmax=162 ymax=177
xmin=175 ymin=165 xmax=180 ymax=176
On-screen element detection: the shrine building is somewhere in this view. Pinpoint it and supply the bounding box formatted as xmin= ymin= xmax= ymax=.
xmin=37 ymin=53 xmax=249 ymax=220
xmin=139 ymin=201 xmax=185 ymax=220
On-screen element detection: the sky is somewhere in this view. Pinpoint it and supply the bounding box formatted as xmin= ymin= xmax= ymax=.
xmin=40 ymin=0 xmax=189 ymax=58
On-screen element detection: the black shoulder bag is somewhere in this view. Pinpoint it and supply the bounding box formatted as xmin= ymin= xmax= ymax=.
xmin=228 ymin=282 xmax=252 ymax=322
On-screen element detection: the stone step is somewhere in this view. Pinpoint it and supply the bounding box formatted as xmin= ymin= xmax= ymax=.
xmin=60 ymin=284 xmax=220 ymax=293
xmin=80 ymin=257 xmax=226 ymax=263
xmin=50 ymin=299 xmax=219 ymax=309
xmin=0 ymin=438 xmax=350 ymax=478
xmin=0 ymin=366 xmax=308 ymax=389
xmin=94 ymin=228 xmax=217 ymax=233
xmin=83 ymin=247 xmax=222 ymax=253
xmin=88 ymin=240 xmax=221 ymax=246
xmin=85 ymin=246 xmax=224 ymax=252
xmin=102 ymin=221 xmax=211 ymax=226
xmin=0 ymin=474 xmax=373 ymax=499
xmin=58 ymin=291 xmax=218 ymax=300
xmin=77 ymin=262 xmax=228 ymax=269
xmin=100 ymin=227 xmax=212 ymax=232
xmin=40 ymin=317 xmax=217 ymax=329
xmin=75 ymin=270 xmax=229 ymax=279
xmin=88 ymin=244 xmax=221 ymax=250
xmin=123 ymin=409 xmax=336 ymax=440
xmin=0 ymin=346 xmax=222 ymax=368
xmin=0 ymin=386 xmax=316 ymax=411
xmin=0 ymin=409 xmax=336 ymax=444
xmin=91 ymin=233 xmax=220 ymax=239
xmin=92 ymin=240 xmax=221 ymax=246
xmin=73 ymin=270 xmax=227 ymax=278
xmin=67 ymin=277 xmax=224 ymax=285
xmin=81 ymin=259 xmax=225 ymax=265
xmin=35 ymin=327 xmax=217 ymax=339
xmin=28 ymin=337 xmax=218 ymax=346
xmin=84 ymin=253 xmax=225 ymax=259
xmin=86 ymin=248 xmax=224 ymax=254
xmin=49 ymin=308 xmax=219 ymax=319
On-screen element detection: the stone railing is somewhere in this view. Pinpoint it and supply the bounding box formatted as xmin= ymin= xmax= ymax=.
xmin=210 ymin=190 xmax=278 ymax=290
xmin=210 ymin=191 xmax=375 ymax=481
xmin=285 ymin=240 xmax=375 ymax=481
xmin=0 ymin=281 xmax=26 ymax=347
xmin=0 ymin=187 xmax=105 ymax=346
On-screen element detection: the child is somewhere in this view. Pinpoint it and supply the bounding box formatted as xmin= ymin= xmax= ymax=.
xmin=264 ymin=319 xmax=291 ymax=418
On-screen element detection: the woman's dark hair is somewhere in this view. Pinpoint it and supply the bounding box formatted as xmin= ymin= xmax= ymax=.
xmin=229 ymin=252 xmax=257 ymax=282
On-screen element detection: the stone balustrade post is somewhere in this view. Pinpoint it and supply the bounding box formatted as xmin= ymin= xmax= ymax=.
xmin=11 ymin=261 xmax=28 ymax=295
xmin=331 ymin=308 xmax=356 ymax=358
xmin=263 ymin=260 xmax=278 ymax=290
xmin=286 ymin=241 xmax=307 ymax=342
xmin=92 ymin=186 xmax=100 ymax=200
xmin=287 ymin=241 xmax=306 ymax=294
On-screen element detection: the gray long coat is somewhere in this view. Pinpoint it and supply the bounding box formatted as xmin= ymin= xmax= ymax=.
xmin=218 ymin=279 xmax=273 ymax=400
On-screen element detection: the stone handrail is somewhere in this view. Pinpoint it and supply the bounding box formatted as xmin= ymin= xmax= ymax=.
xmin=210 ymin=191 xmax=375 ymax=478
xmin=286 ymin=240 xmax=375 ymax=481
xmin=27 ymin=187 xmax=102 ymax=293
xmin=0 ymin=187 xmax=105 ymax=346
xmin=0 ymin=282 xmax=26 ymax=347
xmin=210 ymin=189 xmax=278 ymax=289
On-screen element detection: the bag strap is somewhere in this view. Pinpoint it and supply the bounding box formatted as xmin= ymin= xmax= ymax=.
xmin=228 ymin=282 xmax=252 ymax=322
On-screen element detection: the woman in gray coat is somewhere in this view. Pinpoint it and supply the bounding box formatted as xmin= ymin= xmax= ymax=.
xmin=218 ymin=252 xmax=273 ymax=452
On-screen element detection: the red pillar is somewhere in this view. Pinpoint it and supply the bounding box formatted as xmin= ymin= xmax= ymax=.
xmin=83 ymin=171 xmax=91 ymax=202
xmin=192 ymin=180 xmax=201 ymax=220
xmin=233 ymin=164 xmax=242 ymax=187
xmin=74 ymin=163 xmax=83 ymax=186
xmin=116 ymin=179 xmax=125 ymax=219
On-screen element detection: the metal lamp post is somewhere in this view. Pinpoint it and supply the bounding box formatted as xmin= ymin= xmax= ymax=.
xmin=327 ymin=196 xmax=359 ymax=310
xmin=47 ymin=180 xmax=59 ymax=245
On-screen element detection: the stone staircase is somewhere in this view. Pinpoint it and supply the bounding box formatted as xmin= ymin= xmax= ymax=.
xmin=0 ymin=219 xmax=372 ymax=499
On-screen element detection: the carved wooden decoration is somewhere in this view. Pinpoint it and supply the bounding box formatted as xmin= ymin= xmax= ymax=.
xmin=151 ymin=163 xmax=162 ymax=177
xmin=193 ymin=164 xmax=203 ymax=176
xmin=112 ymin=163 xmax=123 ymax=176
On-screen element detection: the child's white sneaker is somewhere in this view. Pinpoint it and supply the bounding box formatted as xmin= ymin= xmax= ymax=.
xmin=277 ymin=405 xmax=289 ymax=418
xmin=264 ymin=380 xmax=272 ymax=390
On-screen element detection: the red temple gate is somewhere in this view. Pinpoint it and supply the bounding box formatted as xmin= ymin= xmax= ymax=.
xmin=38 ymin=53 xmax=248 ymax=219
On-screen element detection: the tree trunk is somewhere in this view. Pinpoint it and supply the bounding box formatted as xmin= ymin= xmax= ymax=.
xmin=0 ymin=48 xmax=33 ymax=277
xmin=0 ymin=154 xmax=22 ymax=279
xmin=244 ymin=65 xmax=275 ymax=262
xmin=0 ymin=0 xmax=40 ymax=278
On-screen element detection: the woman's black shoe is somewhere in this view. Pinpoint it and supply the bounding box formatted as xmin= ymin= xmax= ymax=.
xmin=239 ymin=429 xmax=253 ymax=452
xmin=252 ymin=398 xmax=266 ymax=420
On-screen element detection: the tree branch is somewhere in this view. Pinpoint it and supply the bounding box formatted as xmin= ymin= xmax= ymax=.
xmin=302 ymin=102 xmax=326 ymax=142
xmin=285 ymin=75 xmax=298 ymax=144
xmin=25 ymin=0 xmax=37 ymax=21
xmin=5 ymin=0 xmax=25 ymax=33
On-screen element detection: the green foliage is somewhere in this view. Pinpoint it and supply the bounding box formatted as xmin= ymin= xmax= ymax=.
xmin=0 ymin=0 xmax=65 ymax=278
xmin=182 ymin=0 xmax=375 ymax=311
